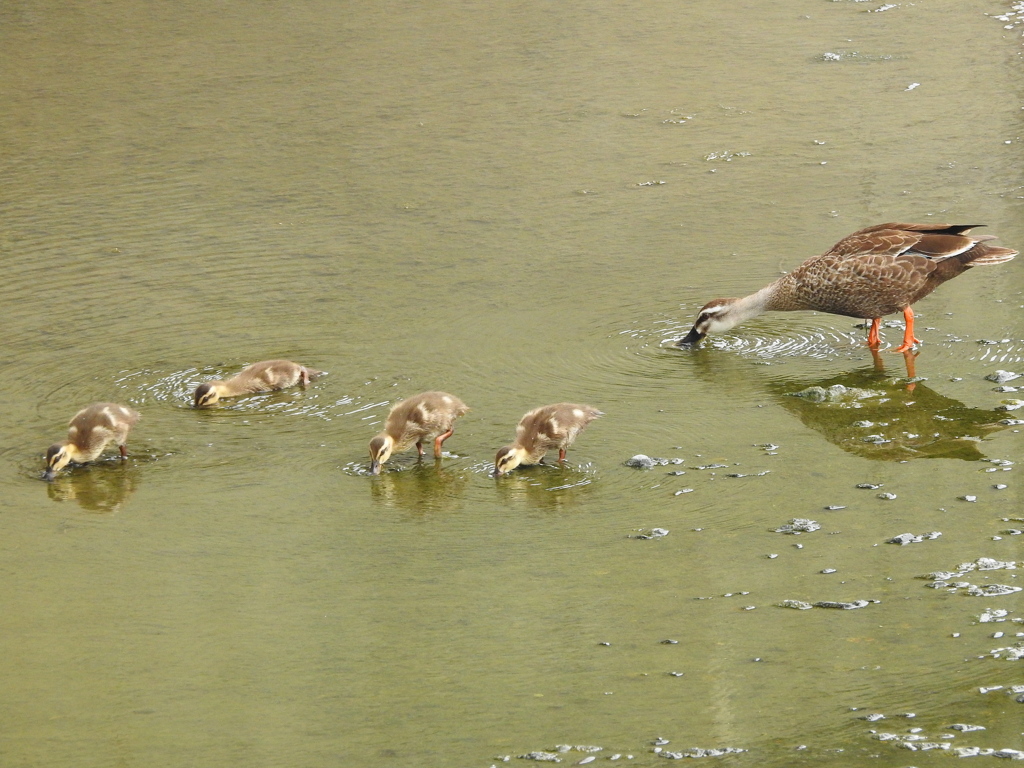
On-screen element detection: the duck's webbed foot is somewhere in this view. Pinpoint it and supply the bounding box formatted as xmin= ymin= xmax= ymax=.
xmin=891 ymin=307 xmax=921 ymax=353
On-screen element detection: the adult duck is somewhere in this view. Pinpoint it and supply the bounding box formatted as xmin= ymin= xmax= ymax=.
xmin=677 ymin=223 xmax=1016 ymax=351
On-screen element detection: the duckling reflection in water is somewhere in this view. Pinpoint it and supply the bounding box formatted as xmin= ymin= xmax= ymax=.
xmin=44 ymin=402 xmax=141 ymax=481
xmin=493 ymin=470 xmax=596 ymax=511
xmin=773 ymin=362 xmax=1005 ymax=461
xmin=47 ymin=460 xmax=140 ymax=513
xmin=369 ymin=391 xmax=469 ymax=474
xmin=369 ymin=461 xmax=471 ymax=513
xmin=494 ymin=403 xmax=602 ymax=476
xmin=193 ymin=359 xmax=325 ymax=407
xmin=678 ymin=223 xmax=1016 ymax=353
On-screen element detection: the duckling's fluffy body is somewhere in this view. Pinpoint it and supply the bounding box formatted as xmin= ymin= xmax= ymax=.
xmin=678 ymin=223 xmax=1017 ymax=352
xmin=494 ymin=403 xmax=602 ymax=475
xmin=194 ymin=359 xmax=325 ymax=407
xmin=369 ymin=391 xmax=469 ymax=474
xmin=45 ymin=402 xmax=141 ymax=480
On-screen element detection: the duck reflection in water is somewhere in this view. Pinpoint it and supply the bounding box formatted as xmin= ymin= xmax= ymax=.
xmin=46 ymin=461 xmax=140 ymax=514
xmin=771 ymin=352 xmax=1006 ymax=461
xmin=369 ymin=461 xmax=470 ymax=515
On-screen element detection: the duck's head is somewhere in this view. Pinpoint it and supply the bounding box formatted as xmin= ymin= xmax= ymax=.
xmin=493 ymin=445 xmax=526 ymax=476
xmin=193 ymin=381 xmax=224 ymax=408
xmin=369 ymin=435 xmax=394 ymax=475
xmin=676 ymin=298 xmax=742 ymax=346
xmin=44 ymin=443 xmax=70 ymax=481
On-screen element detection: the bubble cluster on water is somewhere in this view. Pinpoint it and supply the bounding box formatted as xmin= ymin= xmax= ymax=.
xmin=818 ymin=49 xmax=899 ymax=62
xmin=988 ymin=1 xmax=1024 ymax=30
xmin=779 ymin=599 xmax=875 ymax=610
xmin=630 ymin=527 xmax=669 ymax=540
xmin=703 ymin=150 xmax=751 ymax=162
xmin=888 ymin=531 xmax=941 ymax=546
xmin=858 ymin=706 xmax=1024 ymax=758
xmin=503 ymin=744 xmax=634 ymax=764
xmin=788 ymin=383 xmax=880 ymax=404
xmin=774 ymin=518 xmax=820 ymax=534
xmin=656 ymin=746 xmax=747 ymax=759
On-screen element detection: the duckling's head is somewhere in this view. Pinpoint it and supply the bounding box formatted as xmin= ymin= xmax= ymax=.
xmin=193 ymin=381 xmax=223 ymax=408
xmin=44 ymin=443 xmax=71 ymax=481
xmin=493 ymin=445 xmax=526 ymax=476
xmin=369 ymin=434 xmax=394 ymax=475
xmin=676 ymin=298 xmax=741 ymax=346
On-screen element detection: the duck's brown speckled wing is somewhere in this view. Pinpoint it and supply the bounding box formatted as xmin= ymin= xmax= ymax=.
xmin=783 ymin=249 xmax=934 ymax=318
xmin=824 ymin=223 xmax=981 ymax=262
xmin=771 ymin=223 xmax=1013 ymax=319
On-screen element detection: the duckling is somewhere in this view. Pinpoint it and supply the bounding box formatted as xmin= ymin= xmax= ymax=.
xmin=369 ymin=391 xmax=469 ymax=474
xmin=44 ymin=402 xmax=141 ymax=481
xmin=677 ymin=223 xmax=1017 ymax=352
xmin=493 ymin=403 xmax=603 ymax=476
xmin=193 ymin=359 xmax=325 ymax=407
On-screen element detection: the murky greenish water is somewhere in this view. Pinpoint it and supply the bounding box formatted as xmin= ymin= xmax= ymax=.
xmin=3 ymin=0 xmax=1024 ymax=765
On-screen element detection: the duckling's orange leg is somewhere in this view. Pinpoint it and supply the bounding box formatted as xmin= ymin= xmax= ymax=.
xmin=433 ymin=429 xmax=454 ymax=458
xmin=892 ymin=307 xmax=922 ymax=353
xmin=415 ymin=440 xmax=425 ymax=457
xmin=119 ymin=444 xmax=128 ymax=458
xmin=866 ymin=318 xmax=882 ymax=348
xmin=558 ymin=448 xmax=567 ymax=462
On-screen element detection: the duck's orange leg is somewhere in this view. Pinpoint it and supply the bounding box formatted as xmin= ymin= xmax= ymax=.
xmin=415 ymin=440 xmax=425 ymax=457
xmin=433 ymin=429 xmax=453 ymax=458
xmin=119 ymin=444 xmax=128 ymax=459
xmin=558 ymin=448 xmax=567 ymax=462
xmin=867 ymin=318 xmax=882 ymax=348
xmin=892 ymin=307 xmax=922 ymax=353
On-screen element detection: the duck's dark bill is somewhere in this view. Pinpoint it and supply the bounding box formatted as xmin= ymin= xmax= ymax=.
xmin=675 ymin=328 xmax=704 ymax=346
